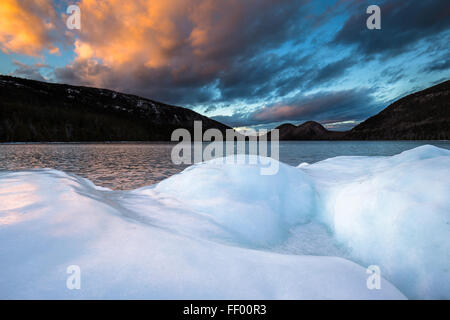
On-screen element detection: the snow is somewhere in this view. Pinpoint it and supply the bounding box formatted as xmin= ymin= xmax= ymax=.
xmin=0 ymin=145 xmax=449 ymax=299
xmin=151 ymin=156 xmax=316 ymax=246
xmin=66 ymin=88 xmax=80 ymax=95
xmin=302 ymin=145 xmax=450 ymax=299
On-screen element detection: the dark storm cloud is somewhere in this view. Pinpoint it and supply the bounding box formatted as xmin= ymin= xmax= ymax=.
xmin=215 ymin=52 xmax=314 ymax=104
xmin=54 ymin=0 xmax=314 ymax=106
xmin=308 ymin=57 xmax=354 ymax=86
xmin=421 ymin=52 xmax=450 ymax=73
xmin=425 ymin=60 xmax=450 ymax=72
xmin=380 ymin=66 xmax=405 ymax=84
xmin=333 ymin=0 xmax=450 ymax=58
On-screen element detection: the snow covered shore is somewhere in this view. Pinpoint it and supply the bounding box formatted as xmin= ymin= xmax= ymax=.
xmin=0 ymin=145 xmax=448 ymax=299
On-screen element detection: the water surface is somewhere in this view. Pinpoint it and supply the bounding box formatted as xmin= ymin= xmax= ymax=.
xmin=1 ymin=141 xmax=449 ymax=189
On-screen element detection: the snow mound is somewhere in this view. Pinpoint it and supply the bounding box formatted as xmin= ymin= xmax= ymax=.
xmin=0 ymin=169 xmax=402 ymax=299
xmin=304 ymin=145 xmax=450 ymax=299
xmin=1 ymin=145 xmax=449 ymax=299
xmin=148 ymin=155 xmax=316 ymax=246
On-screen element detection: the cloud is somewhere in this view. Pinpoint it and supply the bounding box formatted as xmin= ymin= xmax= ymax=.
xmin=10 ymin=60 xmax=50 ymax=81
xmin=252 ymin=88 xmax=379 ymax=123
xmin=380 ymin=66 xmax=405 ymax=84
xmin=2 ymin=0 xmax=448 ymax=130
xmin=421 ymin=51 xmax=450 ymax=73
xmin=308 ymin=57 xmax=354 ymax=86
xmin=54 ymin=0 xmax=312 ymax=105
xmin=0 ymin=0 xmax=61 ymax=56
xmin=213 ymin=87 xmax=381 ymax=127
xmin=333 ymin=0 xmax=450 ymax=58
xmin=211 ymin=113 xmax=251 ymax=128
xmin=424 ymin=60 xmax=450 ymax=73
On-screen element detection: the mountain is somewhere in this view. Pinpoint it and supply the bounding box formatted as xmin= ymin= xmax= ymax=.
xmin=346 ymin=80 xmax=450 ymax=140
xmin=274 ymin=121 xmax=345 ymax=140
xmin=1 ymin=76 xmax=448 ymax=142
xmin=0 ymin=75 xmax=230 ymax=142
xmin=271 ymin=80 xmax=449 ymax=140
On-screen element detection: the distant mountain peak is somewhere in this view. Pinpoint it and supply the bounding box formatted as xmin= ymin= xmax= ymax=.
xmin=275 ymin=123 xmax=297 ymax=130
xmin=298 ymin=120 xmax=322 ymax=127
xmin=274 ymin=119 xmax=344 ymax=140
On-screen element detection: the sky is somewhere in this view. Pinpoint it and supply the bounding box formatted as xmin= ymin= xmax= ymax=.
xmin=0 ymin=0 xmax=449 ymax=131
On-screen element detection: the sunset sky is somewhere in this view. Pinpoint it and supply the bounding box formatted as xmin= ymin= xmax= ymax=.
xmin=0 ymin=0 xmax=449 ymax=131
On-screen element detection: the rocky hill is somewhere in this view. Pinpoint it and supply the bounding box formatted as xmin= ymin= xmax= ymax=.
xmin=275 ymin=121 xmax=345 ymax=140
xmin=346 ymin=80 xmax=449 ymax=140
xmin=0 ymin=75 xmax=230 ymax=142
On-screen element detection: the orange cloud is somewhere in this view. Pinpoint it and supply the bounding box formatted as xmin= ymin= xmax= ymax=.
xmin=61 ymin=0 xmax=282 ymax=86
xmin=0 ymin=0 xmax=60 ymax=56
xmin=54 ymin=0 xmax=308 ymax=105
xmin=74 ymin=0 xmax=194 ymax=67
xmin=74 ymin=0 xmax=284 ymax=67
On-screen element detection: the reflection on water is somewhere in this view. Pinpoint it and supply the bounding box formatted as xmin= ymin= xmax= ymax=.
xmin=0 ymin=141 xmax=449 ymax=190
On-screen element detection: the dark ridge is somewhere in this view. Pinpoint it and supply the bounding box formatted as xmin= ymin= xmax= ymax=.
xmin=346 ymin=80 xmax=450 ymax=140
xmin=0 ymin=75 xmax=230 ymax=142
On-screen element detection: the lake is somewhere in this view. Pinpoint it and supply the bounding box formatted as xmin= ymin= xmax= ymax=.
xmin=1 ymin=141 xmax=449 ymax=190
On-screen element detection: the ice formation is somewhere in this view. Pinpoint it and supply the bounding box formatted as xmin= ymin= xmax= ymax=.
xmin=0 ymin=145 xmax=449 ymax=299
